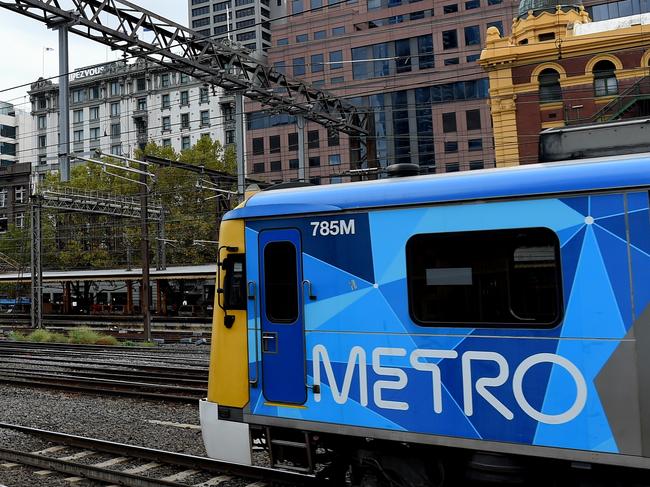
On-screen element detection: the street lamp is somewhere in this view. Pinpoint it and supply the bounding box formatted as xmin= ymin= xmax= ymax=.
xmin=42 ymin=47 xmax=54 ymax=78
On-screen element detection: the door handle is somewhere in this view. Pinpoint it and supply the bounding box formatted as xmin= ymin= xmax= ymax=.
xmin=302 ymin=280 xmax=317 ymax=301
xmin=262 ymin=333 xmax=277 ymax=353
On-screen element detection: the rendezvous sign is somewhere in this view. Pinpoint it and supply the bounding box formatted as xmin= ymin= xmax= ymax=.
xmin=70 ymin=63 xmax=109 ymax=81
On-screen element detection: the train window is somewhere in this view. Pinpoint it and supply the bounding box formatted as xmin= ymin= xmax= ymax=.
xmin=264 ymin=242 xmax=299 ymax=323
xmin=406 ymin=227 xmax=562 ymax=327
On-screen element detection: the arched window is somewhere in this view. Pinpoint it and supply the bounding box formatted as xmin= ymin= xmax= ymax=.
xmin=538 ymin=68 xmax=562 ymax=102
xmin=593 ymin=60 xmax=618 ymax=97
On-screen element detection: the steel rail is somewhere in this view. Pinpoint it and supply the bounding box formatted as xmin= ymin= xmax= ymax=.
xmin=0 ymin=375 xmax=202 ymax=403
xmin=0 ymin=422 xmax=320 ymax=485
xmin=0 ymin=345 xmax=210 ymax=365
xmin=0 ymin=369 xmax=207 ymax=393
xmin=0 ymin=351 xmax=209 ymax=373
xmin=1 ymin=346 xmax=207 ymax=360
xmin=0 ymin=365 xmax=208 ymax=385
xmin=0 ymin=448 xmax=190 ymax=487
xmin=0 ymin=340 xmax=210 ymax=354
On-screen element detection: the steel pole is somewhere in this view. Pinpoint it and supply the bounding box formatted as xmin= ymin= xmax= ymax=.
xmin=57 ymin=26 xmax=70 ymax=182
xmin=235 ymin=92 xmax=245 ymax=202
xmin=30 ymin=198 xmax=42 ymax=328
xmin=139 ymin=151 xmax=151 ymax=341
xmin=297 ymin=115 xmax=306 ymax=182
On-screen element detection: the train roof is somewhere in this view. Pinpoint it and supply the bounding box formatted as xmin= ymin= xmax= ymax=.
xmin=225 ymin=152 xmax=650 ymax=220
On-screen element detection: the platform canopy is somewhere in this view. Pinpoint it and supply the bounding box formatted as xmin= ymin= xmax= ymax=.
xmin=0 ymin=265 xmax=217 ymax=283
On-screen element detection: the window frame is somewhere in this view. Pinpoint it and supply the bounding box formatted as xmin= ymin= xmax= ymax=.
xmin=405 ymin=227 xmax=563 ymax=328
xmin=539 ymin=68 xmax=563 ymax=102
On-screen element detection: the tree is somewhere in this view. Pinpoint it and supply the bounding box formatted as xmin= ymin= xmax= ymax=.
xmin=35 ymin=136 xmax=237 ymax=270
xmin=138 ymin=137 xmax=237 ymax=265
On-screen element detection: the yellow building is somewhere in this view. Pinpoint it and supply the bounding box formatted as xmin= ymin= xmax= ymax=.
xmin=479 ymin=1 xmax=650 ymax=166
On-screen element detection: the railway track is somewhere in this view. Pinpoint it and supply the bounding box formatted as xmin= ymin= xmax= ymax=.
xmin=0 ymin=342 xmax=210 ymax=366
xmin=0 ymin=315 xmax=213 ymax=342
xmin=0 ymin=423 xmax=319 ymax=486
xmin=0 ymin=342 xmax=209 ymax=402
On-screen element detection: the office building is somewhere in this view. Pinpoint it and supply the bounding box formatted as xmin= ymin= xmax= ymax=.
xmin=242 ymin=0 xmax=650 ymax=184
xmin=188 ymin=0 xmax=273 ymax=56
xmin=243 ymin=0 xmax=519 ymax=184
xmin=0 ymin=101 xmax=31 ymax=233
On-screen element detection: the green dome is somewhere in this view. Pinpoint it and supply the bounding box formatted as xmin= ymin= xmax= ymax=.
xmin=517 ymin=0 xmax=582 ymax=19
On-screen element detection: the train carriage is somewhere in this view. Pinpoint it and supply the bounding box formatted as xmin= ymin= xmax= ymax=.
xmin=200 ymin=153 xmax=650 ymax=486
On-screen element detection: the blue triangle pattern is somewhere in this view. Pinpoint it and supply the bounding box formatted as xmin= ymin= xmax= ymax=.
xmin=628 ymin=209 xmax=650 ymax=255
xmin=560 ymin=196 xmax=589 ymax=216
xmin=592 ymin=225 xmax=633 ymax=330
xmin=596 ymin=214 xmax=628 ymax=242
xmin=557 ymin=224 xmax=585 ymax=246
xmin=441 ymin=336 xmax=558 ymax=444
xmin=626 ymin=191 xmax=649 ymax=212
xmin=559 ymin=226 xmax=586 ymax=306
xmin=305 ymin=288 xmax=374 ymax=331
xmin=561 ymin=226 xmax=626 ymax=338
xmin=630 ymin=246 xmax=650 ymax=315
xmin=307 ymin=287 xmax=412 ymax=334
xmin=590 ymin=194 xmax=624 ymax=219
xmin=303 ymin=252 xmax=374 ymax=301
xmin=534 ymin=339 xmax=619 ymax=452
xmin=534 ymin=227 xmax=623 ymax=450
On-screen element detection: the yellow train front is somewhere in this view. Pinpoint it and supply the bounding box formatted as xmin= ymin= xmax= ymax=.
xmin=201 ymin=155 xmax=650 ymax=486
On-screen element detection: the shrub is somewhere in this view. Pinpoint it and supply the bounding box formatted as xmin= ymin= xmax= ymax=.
xmin=27 ymin=329 xmax=52 ymax=343
xmin=44 ymin=332 xmax=68 ymax=343
xmin=8 ymin=331 xmax=26 ymax=341
xmin=68 ymin=326 xmax=103 ymax=344
xmin=10 ymin=326 xmax=125 ymax=346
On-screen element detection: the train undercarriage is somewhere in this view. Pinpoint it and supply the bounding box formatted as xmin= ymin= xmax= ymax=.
xmin=254 ymin=426 xmax=650 ymax=487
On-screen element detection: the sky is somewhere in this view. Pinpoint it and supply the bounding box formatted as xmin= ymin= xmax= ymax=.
xmin=0 ymin=1 xmax=188 ymax=112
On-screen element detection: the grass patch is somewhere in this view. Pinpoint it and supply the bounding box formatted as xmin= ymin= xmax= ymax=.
xmin=68 ymin=327 xmax=105 ymax=345
xmin=8 ymin=331 xmax=26 ymax=341
xmin=122 ymin=340 xmax=156 ymax=347
xmin=10 ymin=327 xmax=122 ymax=346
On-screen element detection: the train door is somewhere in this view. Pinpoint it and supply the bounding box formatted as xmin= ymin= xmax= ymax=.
xmin=258 ymin=228 xmax=307 ymax=404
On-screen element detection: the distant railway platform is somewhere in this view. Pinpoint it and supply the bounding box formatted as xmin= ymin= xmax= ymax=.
xmin=0 ymin=265 xmax=217 ymax=326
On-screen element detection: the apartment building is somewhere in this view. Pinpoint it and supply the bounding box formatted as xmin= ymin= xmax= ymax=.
xmin=26 ymin=59 xmax=230 ymax=181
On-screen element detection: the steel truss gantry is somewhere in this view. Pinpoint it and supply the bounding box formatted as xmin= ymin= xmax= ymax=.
xmin=39 ymin=187 xmax=163 ymax=221
xmin=0 ymin=252 xmax=20 ymax=272
xmin=29 ymin=187 xmax=166 ymax=328
xmin=0 ymin=0 xmax=370 ymax=138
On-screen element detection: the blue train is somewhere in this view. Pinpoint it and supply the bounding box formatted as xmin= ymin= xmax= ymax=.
xmin=200 ymin=153 xmax=650 ymax=485
xmin=0 ymin=297 xmax=30 ymax=313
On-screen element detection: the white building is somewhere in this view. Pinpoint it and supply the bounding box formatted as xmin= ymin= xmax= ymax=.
xmin=27 ymin=59 xmax=234 ymax=180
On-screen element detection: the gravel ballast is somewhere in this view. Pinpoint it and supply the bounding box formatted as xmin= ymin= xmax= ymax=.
xmin=0 ymin=344 xmax=213 ymax=486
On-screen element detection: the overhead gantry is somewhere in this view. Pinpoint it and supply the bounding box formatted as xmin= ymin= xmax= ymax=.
xmin=0 ymin=0 xmax=373 ymax=189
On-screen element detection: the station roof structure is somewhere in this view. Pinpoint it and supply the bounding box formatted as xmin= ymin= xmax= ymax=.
xmin=0 ymin=265 xmax=216 ymax=283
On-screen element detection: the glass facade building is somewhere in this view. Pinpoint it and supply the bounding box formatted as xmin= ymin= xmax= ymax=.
xmin=243 ymin=0 xmax=507 ymax=182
